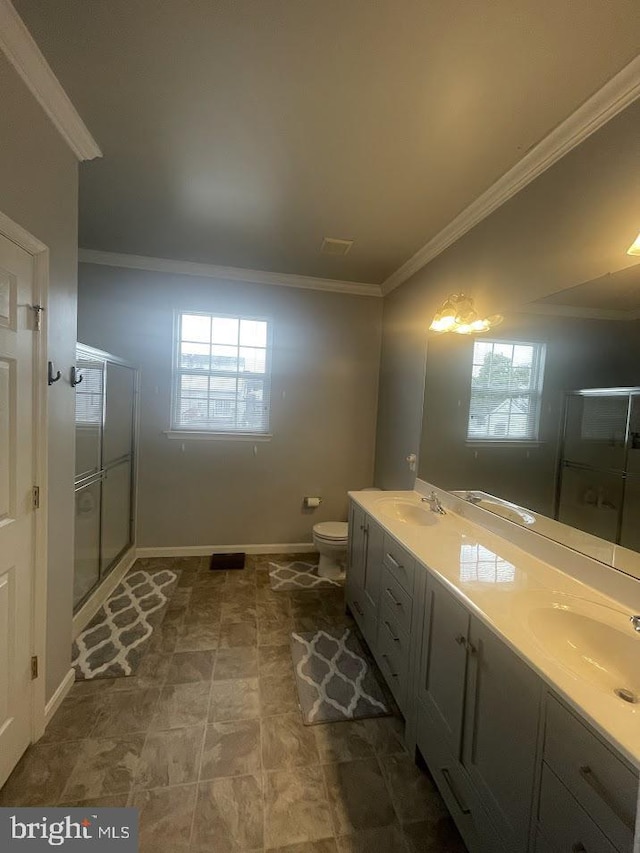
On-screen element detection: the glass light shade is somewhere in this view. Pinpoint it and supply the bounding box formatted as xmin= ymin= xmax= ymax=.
xmin=627 ymin=232 xmax=640 ymax=256
xmin=429 ymin=294 xmax=503 ymax=335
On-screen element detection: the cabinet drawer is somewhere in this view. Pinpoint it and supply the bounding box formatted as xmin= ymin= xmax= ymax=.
xmin=377 ymin=623 xmax=409 ymax=710
xmin=345 ymin=582 xmax=375 ymax=648
xmin=538 ymin=763 xmax=618 ymax=853
xmin=379 ymin=599 xmax=411 ymax=663
xmin=544 ymin=695 xmax=637 ymax=852
xmin=382 ymin=534 xmax=415 ymax=596
xmin=380 ymin=566 xmax=413 ymax=634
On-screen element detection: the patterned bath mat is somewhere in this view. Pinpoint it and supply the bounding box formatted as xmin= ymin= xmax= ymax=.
xmin=290 ymin=626 xmax=390 ymax=724
xmin=269 ymin=560 xmax=344 ymax=591
xmin=72 ymin=569 xmax=179 ymax=680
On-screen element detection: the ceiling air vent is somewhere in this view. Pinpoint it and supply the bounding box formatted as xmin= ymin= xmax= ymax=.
xmin=321 ymin=237 xmax=353 ymax=256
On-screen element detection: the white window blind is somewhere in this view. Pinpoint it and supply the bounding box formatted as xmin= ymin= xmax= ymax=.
xmin=75 ymin=361 xmax=104 ymax=426
xmin=467 ymin=340 xmax=545 ymax=441
xmin=172 ymin=312 xmax=271 ymax=434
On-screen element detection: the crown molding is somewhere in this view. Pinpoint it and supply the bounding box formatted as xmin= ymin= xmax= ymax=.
xmin=382 ymin=54 xmax=640 ymax=296
xmin=78 ymin=249 xmax=383 ymax=297
xmin=0 ymin=0 xmax=101 ymax=161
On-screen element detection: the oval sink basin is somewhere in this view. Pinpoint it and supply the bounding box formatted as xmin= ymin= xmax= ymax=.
xmin=475 ymin=500 xmax=535 ymax=525
xmin=525 ymin=595 xmax=640 ymax=700
xmin=376 ymin=498 xmax=437 ymax=527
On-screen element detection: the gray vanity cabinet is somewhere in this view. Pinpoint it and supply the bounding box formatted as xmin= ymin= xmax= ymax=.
xmin=416 ymin=573 xmax=540 ymax=853
xmin=463 ymin=618 xmax=542 ymax=852
xmin=346 ymin=502 xmax=383 ymax=653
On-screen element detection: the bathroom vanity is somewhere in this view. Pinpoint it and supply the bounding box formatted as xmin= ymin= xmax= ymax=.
xmin=346 ymin=486 xmax=640 ymax=853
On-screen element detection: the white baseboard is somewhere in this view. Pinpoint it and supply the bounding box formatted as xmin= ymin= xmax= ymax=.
xmin=136 ymin=542 xmax=316 ymax=558
xmin=44 ymin=668 xmax=75 ymax=726
xmin=72 ymin=546 xmax=137 ymax=639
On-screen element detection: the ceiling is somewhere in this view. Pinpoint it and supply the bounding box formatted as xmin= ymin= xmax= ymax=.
xmin=14 ymin=0 xmax=640 ymax=285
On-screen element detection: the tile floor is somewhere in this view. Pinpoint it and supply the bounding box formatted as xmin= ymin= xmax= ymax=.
xmin=0 ymin=554 xmax=467 ymax=853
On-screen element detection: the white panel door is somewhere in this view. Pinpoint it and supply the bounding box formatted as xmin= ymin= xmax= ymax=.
xmin=0 ymin=233 xmax=35 ymax=787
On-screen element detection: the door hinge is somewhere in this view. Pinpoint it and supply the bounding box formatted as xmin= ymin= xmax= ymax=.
xmin=31 ymin=304 xmax=44 ymax=332
xmin=32 ymin=486 xmax=40 ymax=509
xmin=31 ymin=656 xmax=38 ymax=680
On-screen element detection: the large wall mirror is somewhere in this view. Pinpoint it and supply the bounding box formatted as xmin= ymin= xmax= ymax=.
xmin=418 ymin=97 xmax=640 ymax=578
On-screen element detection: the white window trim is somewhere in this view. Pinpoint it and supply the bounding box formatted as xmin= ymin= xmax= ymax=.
xmin=466 ymin=338 xmax=546 ymax=444
xmin=170 ymin=309 xmax=273 ymax=439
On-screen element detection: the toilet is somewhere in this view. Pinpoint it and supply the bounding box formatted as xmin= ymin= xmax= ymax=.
xmin=312 ymin=521 xmax=349 ymax=579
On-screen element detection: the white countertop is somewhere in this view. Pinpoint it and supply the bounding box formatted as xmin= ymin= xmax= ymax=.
xmin=349 ymin=488 xmax=640 ymax=770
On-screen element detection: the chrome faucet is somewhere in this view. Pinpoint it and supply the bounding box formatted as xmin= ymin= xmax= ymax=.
xmin=630 ymin=615 xmax=640 ymax=633
xmin=421 ymin=491 xmax=446 ymax=515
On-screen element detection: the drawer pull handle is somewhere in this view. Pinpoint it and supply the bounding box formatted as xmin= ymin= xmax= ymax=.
xmin=571 ymin=844 xmax=586 ymax=853
xmin=386 ymin=553 xmax=403 ymax=571
xmin=384 ymin=620 xmax=400 ymax=643
xmin=385 ymin=587 xmax=401 ymax=607
xmin=353 ymin=601 xmax=364 ymax=617
xmin=454 ymin=634 xmax=466 ymax=646
xmin=578 ymin=765 xmax=634 ymax=831
xmin=441 ymin=767 xmax=471 ymax=816
xmin=381 ymin=653 xmax=398 ymax=678
xmin=466 ymin=641 xmax=477 ymax=655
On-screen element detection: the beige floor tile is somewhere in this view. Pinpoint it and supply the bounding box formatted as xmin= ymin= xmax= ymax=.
xmin=259 ymin=673 xmax=300 ymax=716
xmin=214 ymin=647 xmax=259 ymax=680
xmin=200 ymin=719 xmax=261 ymax=779
xmin=313 ymin=721 xmax=375 ymax=764
xmin=134 ymin=651 xmax=174 ymax=689
xmin=323 ymin=758 xmax=396 ymax=834
xmin=261 ymin=712 xmax=320 ymax=771
xmin=336 ymin=824 xmax=407 ymax=852
xmin=151 ymin=682 xmax=211 ymax=730
xmin=267 ymin=841 xmax=339 ymax=853
xmin=60 ymin=793 xmax=130 ymax=808
xmin=61 ymin=735 xmax=146 ymax=801
xmin=175 ymin=620 xmax=220 ymax=652
xmin=209 ymin=678 xmax=260 ymax=721
xmin=363 ymin=716 xmax=407 ymax=756
xmin=132 ymin=784 xmax=197 ymax=853
xmin=258 ymin=616 xmax=294 ymax=647
xmin=378 ymin=753 xmax=445 ymax=825
xmin=40 ymin=692 xmax=105 ymax=743
xmin=218 ymin=620 xmax=258 ymax=648
xmin=166 ymin=650 xmax=215 ymax=684
xmin=0 ymin=741 xmax=83 ymax=806
xmin=264 ymin=765 xmax=334 ymax=848
xmin=192 ymin=775 xmax=263 ymax=850
xmin=258 ymin=644 xmax=294 ymax=679
xmin=402 ymin=816 xmax=468 ymax=852
xmin=221 ymin=600 xmax=258 ymax=623
xmin=134 ymin=726 xmax=204 ymax=789
xmin=91 ymin=688 xmax=161 ymax=737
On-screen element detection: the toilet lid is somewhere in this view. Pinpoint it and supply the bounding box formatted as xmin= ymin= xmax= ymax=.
xmin=314 ymin=521 xmax=348 ymax=541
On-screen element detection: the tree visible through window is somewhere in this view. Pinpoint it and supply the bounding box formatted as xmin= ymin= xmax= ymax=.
xmin=172 ymin=312 xmax=271 ymax=434
xmin=467 ymin=340 xmax=545 ymax=441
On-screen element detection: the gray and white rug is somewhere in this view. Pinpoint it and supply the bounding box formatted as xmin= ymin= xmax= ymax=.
xmin=72 ymin=569 xmax=179 ymax=680
xmin=290 ymin=626 xmax=390 ymax=724
xmin=269 ymin=560 xmax=344 ymax=592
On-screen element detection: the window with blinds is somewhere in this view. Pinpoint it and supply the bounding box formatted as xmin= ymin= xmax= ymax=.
xmin=467 ymin=340 xmax=545 ymax=441
xmin=172 ymin=312 xmax=272 ymax=435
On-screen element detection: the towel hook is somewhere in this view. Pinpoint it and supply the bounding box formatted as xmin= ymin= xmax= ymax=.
xmin=70 ymin=366 xmax=83 ymax=387
xmin=47 ymin=361 xmax=62 ymax=386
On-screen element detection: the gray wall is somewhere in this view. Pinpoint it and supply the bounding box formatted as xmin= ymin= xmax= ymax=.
xmin=374 ymin=99 xmax=640 ymax=489
xmin=78 ymin=264 xmax=382 ymax=547
xmin=419 ymin=314 xmax=640 ymax=515
xmin=0 ymin=53 xmax=79 ymax=700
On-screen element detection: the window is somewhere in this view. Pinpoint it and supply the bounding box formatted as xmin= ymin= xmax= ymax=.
xmin=172 ymin=312 xmax=271 ymax=435
xmin=467 ymin=340 xmax=545 ymax=441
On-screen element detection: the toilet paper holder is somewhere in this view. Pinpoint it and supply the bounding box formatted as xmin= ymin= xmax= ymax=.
xmin=304 ymin=496 xmax=323 ymax=508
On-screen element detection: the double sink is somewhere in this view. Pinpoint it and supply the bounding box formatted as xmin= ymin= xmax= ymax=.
xmin=374 ymin=494 xmax=640 ymax=708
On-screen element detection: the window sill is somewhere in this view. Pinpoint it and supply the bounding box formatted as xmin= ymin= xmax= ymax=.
xmin=164 ymin=430 xmax=272 ymax=442
xmin=465 ymin=440 xmax=545 ymax=448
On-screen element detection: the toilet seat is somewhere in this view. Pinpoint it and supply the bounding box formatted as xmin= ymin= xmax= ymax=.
xmin=313 ymin=521 xmax=348 ymax=542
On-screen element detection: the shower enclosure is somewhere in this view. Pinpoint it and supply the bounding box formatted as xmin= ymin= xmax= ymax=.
xmin=73 ymin=343 xmax=138 ymax=611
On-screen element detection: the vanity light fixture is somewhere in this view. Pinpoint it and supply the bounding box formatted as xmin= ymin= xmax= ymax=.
xmin=429 ymin=293 xmax=503 ymax=335
xmin=627 ymin=232 xmax=640 ymax=256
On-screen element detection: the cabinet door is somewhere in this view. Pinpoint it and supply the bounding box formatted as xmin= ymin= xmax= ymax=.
xmin=463 ymin=617 xmax=542 ymax=851
xmin=417 ymin=574 xmax=469 ymax=758
xmin=347 ymin=502 xmax=366 ymax=591
xmin=363 ymin=518 xmax=383 ymax=611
